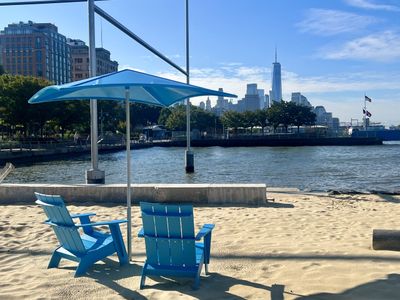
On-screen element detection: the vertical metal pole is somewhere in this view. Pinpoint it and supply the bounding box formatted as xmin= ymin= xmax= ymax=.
xmin=125 ymin=88 xmax=132 ymax=261
xmin=185 ymin=0 xmax=194 ymax=173
xmin=363 ymin=95 xmax=366 ymax=130
xmin=86 ymin=0 xmax=104 ymax=183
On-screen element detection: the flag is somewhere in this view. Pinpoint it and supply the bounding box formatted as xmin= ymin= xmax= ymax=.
xmin=365 ymin=95 xmax=372 ymax=102
xmin=363 ymin=109 xmax=372 ymax=117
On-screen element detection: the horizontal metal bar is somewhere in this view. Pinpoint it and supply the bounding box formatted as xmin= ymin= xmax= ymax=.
xmin=0 ymin=0 xmax=105 ymax=6
xmin=94 ymin=4 xmax=187 ymax=76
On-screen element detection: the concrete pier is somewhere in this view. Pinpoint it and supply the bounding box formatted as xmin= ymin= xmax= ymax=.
xmin=0 ymin=183 xmax=267 ymax=206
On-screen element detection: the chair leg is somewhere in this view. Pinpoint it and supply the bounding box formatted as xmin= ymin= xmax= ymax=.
xmin=193 ymin=255 xmax=204 ymax=290
xmin=109 ymin=224 xmax=128 ymax=265
xmin=48 ymin=250 xmax=62 ymax=269
xmin=205 ymin=263 xmax=209 ymax=275
xmin=140 ymin=262 xmax=148 ymax=289
xmin=74 ymin=259 xmax=91 ymax=277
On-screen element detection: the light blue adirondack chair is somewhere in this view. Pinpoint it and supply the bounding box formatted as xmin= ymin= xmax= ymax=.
xmin=34 ymin=192 xmax=128 ymax=277
xmin=138 ymin=202 xmax=215 ymax=289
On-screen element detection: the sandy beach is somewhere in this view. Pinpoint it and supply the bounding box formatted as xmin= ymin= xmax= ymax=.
xmin=1 ymin=190 xmax=400 ymax=299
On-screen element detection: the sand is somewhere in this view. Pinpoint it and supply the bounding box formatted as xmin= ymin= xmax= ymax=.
xmin=1 ymin=191 xmax=400 ymax=299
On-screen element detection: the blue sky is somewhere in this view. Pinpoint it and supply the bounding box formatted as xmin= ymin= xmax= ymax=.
xmin=1 ymin=0 xmax=400 ymax=125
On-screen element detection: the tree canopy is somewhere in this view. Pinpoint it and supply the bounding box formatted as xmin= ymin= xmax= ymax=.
xmin=266 ymin=101 xmax=316 ymax=132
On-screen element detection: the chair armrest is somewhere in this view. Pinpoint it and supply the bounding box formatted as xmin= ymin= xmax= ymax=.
xmin=77 ymin=219 xmax=127 ymax=227
xmin=138 ymin=227 xmax=144 ymax=238
xmin=70 ymin=213 xmax=96 ymax=218
xmin=195 ymin=224 xmax=215 ymax=241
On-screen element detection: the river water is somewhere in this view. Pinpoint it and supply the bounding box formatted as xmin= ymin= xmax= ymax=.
xmin=4 ymin=142 xmax=400 ymax=193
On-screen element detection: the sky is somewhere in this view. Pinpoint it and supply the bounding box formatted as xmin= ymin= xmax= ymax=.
xmin=1 ymin=0 xmax=400 ymax=126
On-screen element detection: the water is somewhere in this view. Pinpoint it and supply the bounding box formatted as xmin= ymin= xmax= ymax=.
xmin=4 ymin=143 xmax=400 ymax=193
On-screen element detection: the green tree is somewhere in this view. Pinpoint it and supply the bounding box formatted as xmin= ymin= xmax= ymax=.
xmin=253 ymin=109 xmax=269 ymax=134
xmin=0 ymin=74 xmax=51 ymax=137
xmin=265 ymin=102 xmax=284 ymax=132
xmin=131 ymin=103 xmax=162 ymax=128
xmin=163 ymin=104 xmax=218 ymax=132
xmin=0 ymin=65 xmax=5 ymax=75
xmin=158 ymin=107 xmax=172 ymax=125
xmin=190 ymin=106 xmax=216 ymax=132
xmin=165 ymin=105 xmax=186 ymax=131
xmin=52 ymin=101 xmax=90 ymax=138
xmin=291 ymin=104 xmax=316 ymax=132
xmin=221 ymin=110 xmax=243 ymax=134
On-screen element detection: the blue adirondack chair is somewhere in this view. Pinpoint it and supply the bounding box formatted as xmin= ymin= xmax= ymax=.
xmin=138 ymin=202 xmax=215 ymax=289
xmin=34 ymin=192 xmax=128 ymax=277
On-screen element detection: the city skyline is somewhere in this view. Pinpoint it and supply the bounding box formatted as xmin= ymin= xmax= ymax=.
xmin=0 ymin=0 xmax=399 ymax=125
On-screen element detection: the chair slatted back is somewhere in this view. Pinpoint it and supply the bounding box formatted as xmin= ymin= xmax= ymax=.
xmin=140 ymin=202 xmax=196 ymax=268
xmin=35 ymin=192 xmax=86 ymax=254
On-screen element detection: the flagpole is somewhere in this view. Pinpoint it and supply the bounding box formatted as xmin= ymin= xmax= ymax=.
xmin=364 ymin=94 xmax=367 ymax=130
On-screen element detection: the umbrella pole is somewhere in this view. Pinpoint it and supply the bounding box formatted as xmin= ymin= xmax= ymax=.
xmin=125 ymin=88 xmax=132 ymax=261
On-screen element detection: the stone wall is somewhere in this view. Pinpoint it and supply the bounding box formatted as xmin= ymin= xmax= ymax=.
xmin=0 ymin=183 xmax=267 ymax=206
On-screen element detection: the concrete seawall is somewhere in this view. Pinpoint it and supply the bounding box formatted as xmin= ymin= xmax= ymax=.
xmin=0 ymin=183 xmax=267 ymax=206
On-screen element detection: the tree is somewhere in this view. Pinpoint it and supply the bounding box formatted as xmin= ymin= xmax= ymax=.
xmin=158 ymin=107 xmax=171 ymax=125
xmin=221 ymin=110 xmax=243 ymax=134
xmin=266 ymin=101 xmax=316 ymax=133
xmin=131 ymin=103 xmax=162 ymax=128
xmin=190 ymin=106 xmax=216 ymax=132
xmin=242 ymin=111 xmax=257 ymax=134
xmin=0 ymin=75 xmax=51 ymax=137
xmin=253 ymin=109 xmax=269 ymax=134
xmin=265 ymin=102 xmax=284 ymax=132
xmin=291 ymin=104 xmax=316 ymax=132
xmin=0 ymin=65 xmax=5 ymax=75
xmin=164 ymin=104 xmax=217 ymax=132
xmin=52 ymin=101 xmax=90 ymax=138
xmin=165 ymin=105 xmax=186 ymax=131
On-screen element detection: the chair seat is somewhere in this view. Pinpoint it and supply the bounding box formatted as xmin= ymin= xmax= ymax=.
xmin=145 ymin=247 xmax=203 ymax=278
xmin=81 ymin=232 xmax=114 ymax=252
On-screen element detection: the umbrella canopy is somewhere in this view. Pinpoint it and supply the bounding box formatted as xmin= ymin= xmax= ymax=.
xmin=29 ymin=69 xmax=236 ymax=104
xmin=28 ymin=68 xmax=237 ymax=260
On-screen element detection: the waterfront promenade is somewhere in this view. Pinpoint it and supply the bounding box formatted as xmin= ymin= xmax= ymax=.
xmin=1 ymin=190 xmax=399 ymax=299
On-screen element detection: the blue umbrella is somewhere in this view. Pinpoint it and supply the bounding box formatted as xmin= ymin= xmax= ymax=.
xmin=29 ymin=68 xmax=236 ymax=259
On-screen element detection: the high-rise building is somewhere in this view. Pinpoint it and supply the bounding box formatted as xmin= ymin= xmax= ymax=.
xmin=271 ymin=48 xmax=282 ymax=104
xmin=236 ymin=83 xmax=261 ymax=112
xmin=257 ymin=89 xmax=265 ymax=109
xmin=205 ymin=97 xmax=212 ymax=111
xmin=199 ymin=101 xmax=205 ymax=110
xmin=0 ymin=21 xmax=71 ymax=84
xmin=68 ymin=38 xmax=118 ymax=81
xmin=291 ymin=92 xmax=312 ymax=107
xmin=264 ymin=94 xmax=270 ymax=109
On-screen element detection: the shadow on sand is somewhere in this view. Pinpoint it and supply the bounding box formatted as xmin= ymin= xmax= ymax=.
xmin=376 ymin=194 xmax=400 ymax=204
xmin=135 ymin=272 xmax=284 ymax=300
xmin=295 ymin=273 xmax=400 ymax=300
xmin=83 ymin=258 xmax=285 ymax=299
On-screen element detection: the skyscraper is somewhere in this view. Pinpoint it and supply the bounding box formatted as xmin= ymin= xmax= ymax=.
xmin=271 ymin=48 xmax=282 ymax=104
xmin=291 ymin=92 xmax=312 ymax=107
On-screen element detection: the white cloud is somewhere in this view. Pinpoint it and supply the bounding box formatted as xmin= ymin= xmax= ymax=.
xmin=345 ymin=0 xmax=400 ymax=12
xmin=122 ymin=64 xmax=400 ymax=125
xmin=297 ymin=9 xmax=378 ymax=36
xmin=321 ymin=31 xmax=400 ymax=61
